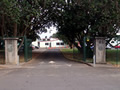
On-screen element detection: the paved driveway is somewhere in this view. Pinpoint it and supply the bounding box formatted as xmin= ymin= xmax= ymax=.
xmin=0 ymin=49 xmax=120 ymax=90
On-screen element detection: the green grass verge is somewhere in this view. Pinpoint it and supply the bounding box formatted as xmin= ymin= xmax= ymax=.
xmin=61 ymin=48 xmax=120 ymax=66
xmin=106 ymin=49 xmax=120 ymax=65
xmin=60 ymin=48 xmax=92 ymax=66
xmin=61 ymin=48 xmax=92 ymax=62
xmin=61 ymin=48 xmax=74 ymax=53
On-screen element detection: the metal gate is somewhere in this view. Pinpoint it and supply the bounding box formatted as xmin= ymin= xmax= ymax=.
xmin=83 ymin=37 xmax=94 ymax=63
xmin=18 ymin=36 xmax=32 ymax=62
xmin=24 ymin=36 xmax=32 ymax=62
xmin=73 ymin=36 xmax=94 ymax=63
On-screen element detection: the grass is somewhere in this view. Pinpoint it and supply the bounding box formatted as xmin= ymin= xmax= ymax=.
xmin=61 ymin=48 xmax=74 ymax=53
xmin=106 ymin=49 xmax=120 ymax=65
xmin=61 ymin=48 xmax=93 ymax=67
xmin=61 ymin=48 xmax=120 ymax=66
xmin=61 ymin=48 xmax=92 ymax=63
xmin=61 ymin=48 xmax=74 ymax=60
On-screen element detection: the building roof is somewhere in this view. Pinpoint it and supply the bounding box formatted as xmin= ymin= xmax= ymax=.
xmin=39 ymin=38 xmax=61 ymax=42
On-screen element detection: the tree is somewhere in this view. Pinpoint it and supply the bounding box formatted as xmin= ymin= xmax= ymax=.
xmin=50 ymin=0 xmax=120 ymax=52
xmin=1 ymin=0 xmax=120 ymax=45
xmin=0 ymin=0 xmax=20 ymax=37
xmin=0 ymin=0 xmax=50 ymax=40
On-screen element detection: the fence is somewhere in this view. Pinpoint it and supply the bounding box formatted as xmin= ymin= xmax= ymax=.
xmin=18 ymin=36 xmax=32 ymax=62
xmin=24 ymin=37 xmax=32 ymax=62
xmin=106 ymin=36 xmax=120 ymax=65
xmin=73 ymin=36 xmax=120 ymax=66
xmin=73 ymin=37 xmax=94 ymax=63
xmin=0 ymin=37 xmax=5 ymax=64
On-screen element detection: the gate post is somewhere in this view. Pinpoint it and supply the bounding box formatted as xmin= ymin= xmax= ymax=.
xmin=24 ymin=36 xmax=28 ymax=62
xmin=24 ymin=36 xmax=32 ymax=62
xmin=4 ymin=38 xmax=19 ymax=65
xmin=95 ymin=37 xmax=106 ymax=64
xmin=83 ymin=36 xmax=86 ymax=62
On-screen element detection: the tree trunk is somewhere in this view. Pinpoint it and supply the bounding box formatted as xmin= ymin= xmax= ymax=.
xmin=18 ymin=38 xmax=24 ymax=51
xmin=73 ymin=42 xmax=83 ymax=53
xmin=13 ymin=23 xmax=17 ymax=37
xmin=1 ymin=14 xmax=4 ymax=37
xmin=43 ymin=0 xmax=46 ymax=9
xmin=68 ymin=38 xmax=83 ymax=53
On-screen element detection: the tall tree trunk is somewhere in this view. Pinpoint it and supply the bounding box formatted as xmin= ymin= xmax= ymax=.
xmin=1 ymin=14 xmax=4 ymax=37
xmin=43 ymin=0 xmax=46 ymax=10
xmin=21 ymin=26 xmax=28 ymax=36
xmin=74 ymin=42 xmax=83 ymax=52
xmin=68 ymin=38 xmax=83 ymax=52
xmin=13 ymin=23 xmax=17 ymax=37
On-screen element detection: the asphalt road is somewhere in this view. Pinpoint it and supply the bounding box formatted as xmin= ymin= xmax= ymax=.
xmin=0 ymin=49 xmax=120 ymax=90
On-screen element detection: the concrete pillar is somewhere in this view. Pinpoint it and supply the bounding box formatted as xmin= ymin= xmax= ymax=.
xmin=95 ymin=37 xmax=106 ymax=64
xmin=4 ymin=38 xmax=19 ymax=65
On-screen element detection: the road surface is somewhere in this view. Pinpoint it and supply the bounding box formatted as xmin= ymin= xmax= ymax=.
xmin=0 ymin=49 xmax=120 ymax=90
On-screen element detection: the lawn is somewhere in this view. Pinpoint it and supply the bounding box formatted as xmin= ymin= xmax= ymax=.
xmin=106 ymin=49 xmax=120 ymax=65
xmin=61 ymin=48 xmax=73 ymax=53
xmin=61 ymin=48 xmax=120 ymax=66
xmin=61 ymin=48 xmax=92 ymax=63
xmin=61 ymin=48 xmax=74 ymax=60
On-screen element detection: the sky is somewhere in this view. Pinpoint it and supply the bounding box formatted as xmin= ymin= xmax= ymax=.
xmin=39 ymin=26 xmax=57 ymax=39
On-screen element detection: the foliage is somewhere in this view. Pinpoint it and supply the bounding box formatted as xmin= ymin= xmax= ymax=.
xmin=0 ymin=0 xmax=50 ymax=40
xmin=52 ymin=33 xmax=73 ymax=48
xmin=50 ymin=0 xmax=120 ymax=51
xmin=0 ymin=0 xmax=120 ymax=43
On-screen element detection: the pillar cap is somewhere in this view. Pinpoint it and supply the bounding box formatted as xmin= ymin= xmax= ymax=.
xmin=3 ymin=37 xmax=18 ymax=40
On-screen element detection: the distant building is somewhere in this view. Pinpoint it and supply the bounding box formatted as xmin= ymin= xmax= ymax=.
xmin=32 ymin=39 xmax=39 ymax=47
xmin=116 ymin=30 xmax=120 ymax=35
xmin=32 ymin=38 xmax=68 ymax=49
xmin=106 ymin=31 xmax=120 ymax=48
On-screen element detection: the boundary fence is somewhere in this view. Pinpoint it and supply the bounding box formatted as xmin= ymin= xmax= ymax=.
xmin=0 ymin=37 xmax=5 ymax=64
xmin=73 ymin=37 xmax=94 ymax=63
xmin=106 ymin=36 xmax=120 ymax=65
xmin=18 ymin=36 xmax=32 ymax=62
xmin=73 ymin=36 xmax=120 ymax=66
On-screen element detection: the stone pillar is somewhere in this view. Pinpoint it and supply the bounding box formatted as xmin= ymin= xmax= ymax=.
xmin=95 ymin=37 xmax=106 ymax=64
xmin=4 ymin=38 xmax=19 ymax=65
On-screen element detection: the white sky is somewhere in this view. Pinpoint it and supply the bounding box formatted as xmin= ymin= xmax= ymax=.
xmin=40 ymin=26 xmax=57 ymax=39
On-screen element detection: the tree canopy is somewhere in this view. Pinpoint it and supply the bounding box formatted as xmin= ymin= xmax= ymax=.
xmin=0 ymin=0 xmax=50 ymax=40
xmin=0 ymin=0 xmax=120 ymax=44
xmin=50 ymin=0 xmax=120 ymax=51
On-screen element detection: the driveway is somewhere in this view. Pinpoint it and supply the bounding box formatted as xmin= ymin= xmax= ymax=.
xmin=0 ymin=49 xmax=120 ymax=90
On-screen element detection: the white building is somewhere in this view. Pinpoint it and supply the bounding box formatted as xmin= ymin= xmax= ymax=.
xmin=32 ymin=38 xmax=68 ymax=49
xmin=32 ymin=39 xmax=39 ymax=47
